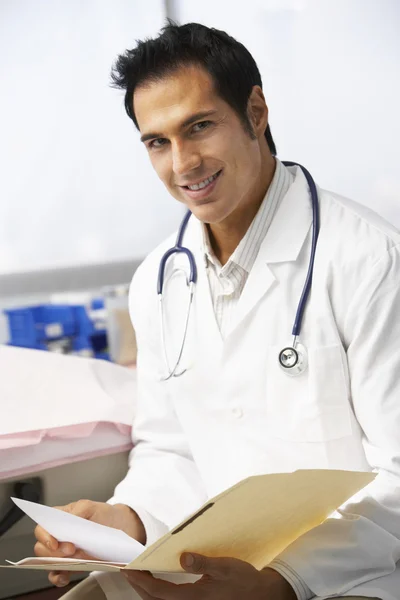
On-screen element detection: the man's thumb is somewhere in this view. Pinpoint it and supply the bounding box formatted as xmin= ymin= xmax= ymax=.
xmin=181 ymin=553 xmax=207 ymax=573
xmin=57 ymin=500 xmax=96 ymax=520
xmin=181 ymin=553 xmax=232 ymax=578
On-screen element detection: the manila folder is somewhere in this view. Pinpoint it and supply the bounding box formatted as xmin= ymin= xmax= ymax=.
xmin=127 ymin=469 xmax=374 ymax=572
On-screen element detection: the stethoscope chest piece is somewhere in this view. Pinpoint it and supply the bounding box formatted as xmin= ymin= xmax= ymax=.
xmin=278 ymin=343 xmax=308 ymax=376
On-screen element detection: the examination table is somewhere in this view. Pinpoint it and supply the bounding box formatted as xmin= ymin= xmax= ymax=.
xmin=0 ymin=345 xmax=136 ymax=598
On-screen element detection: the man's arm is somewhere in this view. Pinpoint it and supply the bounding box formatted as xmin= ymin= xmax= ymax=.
xmin=269 ymin=244 xmax=400 ymax=597
xmin=108 ymin=262 xmax=208 ymax=545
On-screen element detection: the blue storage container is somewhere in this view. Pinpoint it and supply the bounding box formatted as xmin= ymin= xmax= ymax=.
xmin=4 ymin=305 xmax=76 ymax=348
xmin=4 ymin=299 xmax=109 ymax=360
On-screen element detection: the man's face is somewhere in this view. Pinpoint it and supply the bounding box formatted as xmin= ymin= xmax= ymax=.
xmin=134 ymin=65 xmax=263 ymax=224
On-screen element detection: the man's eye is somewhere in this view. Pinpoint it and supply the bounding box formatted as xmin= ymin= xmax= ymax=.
xmin=192 ymin=121 xmax=212 ymax=133
xmin=150 ymin=138 xmax=167 ymax=149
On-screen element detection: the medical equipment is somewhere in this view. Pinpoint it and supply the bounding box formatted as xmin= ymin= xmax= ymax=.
xmin=157 ymin=162 xmax=320 ymax=380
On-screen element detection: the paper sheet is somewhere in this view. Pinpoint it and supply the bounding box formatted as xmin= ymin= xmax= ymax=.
xmin=5 ymin=557 xmax=125 ymax=573
xmin=11 ymin=498 xmax=145 ymax=563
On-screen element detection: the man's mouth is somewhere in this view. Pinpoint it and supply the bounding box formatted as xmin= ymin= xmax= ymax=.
xmin=181 ymin=170 xmax=222 ymax=191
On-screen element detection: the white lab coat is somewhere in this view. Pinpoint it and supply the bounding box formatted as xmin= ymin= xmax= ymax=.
xmin=109 ymin=165 xmax=400 ymax=600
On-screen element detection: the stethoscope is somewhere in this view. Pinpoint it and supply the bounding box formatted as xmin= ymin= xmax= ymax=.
xmin=157 ymin=161 xmax=319 ymax=381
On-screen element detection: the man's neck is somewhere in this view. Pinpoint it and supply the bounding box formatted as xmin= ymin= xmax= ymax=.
xmin=208 ymin=155 xmax=276 ymax=266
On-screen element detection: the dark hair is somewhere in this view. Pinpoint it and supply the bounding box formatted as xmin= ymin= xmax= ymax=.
xmin=111 ymin=21 xmax=277 ymax=155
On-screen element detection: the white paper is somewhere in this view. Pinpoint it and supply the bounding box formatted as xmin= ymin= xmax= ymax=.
xmin=12 ymin=498 xmax=145 ymax=564
xmin=7 ymin=557 xmax=126 ymax=567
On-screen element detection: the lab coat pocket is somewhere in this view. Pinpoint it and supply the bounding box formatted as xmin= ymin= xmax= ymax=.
xmin=266 ymin=345 xmax=352 ymax=443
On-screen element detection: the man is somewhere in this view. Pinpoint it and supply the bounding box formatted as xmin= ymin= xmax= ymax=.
xmin=34 ymin=22 xmax=400 ymax=600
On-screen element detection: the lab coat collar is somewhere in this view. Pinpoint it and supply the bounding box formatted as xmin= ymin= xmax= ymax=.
xmin=231 ymin=165 xmax=312 ymax=334
xmin=260 ymin=163 xmax=313 ymax=264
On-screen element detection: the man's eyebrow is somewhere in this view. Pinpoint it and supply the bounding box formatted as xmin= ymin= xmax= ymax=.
xmin=140 ymin=110 xmax=218 ymax=143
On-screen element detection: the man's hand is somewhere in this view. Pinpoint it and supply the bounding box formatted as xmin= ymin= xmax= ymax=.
xmin=123 ymin=553 xmax=297 ymax=599
xmin=34 ymin=500 xmax=145 ymax=588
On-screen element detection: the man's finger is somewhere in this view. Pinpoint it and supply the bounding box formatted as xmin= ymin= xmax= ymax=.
xmin=34 ymin=541 xmax=93 ymax=562
xmin=181 ymin=553 xmax=234 ymax=579
xmin=55 ymin=500 xmax=96 ymax=520
xmin=48 ymin=570 xmax=70 ymax=588
xmin=34 ymin=525 xmax=58 ymax=551
xmin=34 ymin=541 xmax=76 ymax=558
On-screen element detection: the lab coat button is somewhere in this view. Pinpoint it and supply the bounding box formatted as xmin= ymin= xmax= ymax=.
xmin=232 ymin=407 xmax=243 ymax=418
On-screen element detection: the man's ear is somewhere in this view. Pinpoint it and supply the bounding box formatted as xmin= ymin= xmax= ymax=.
xmin=247 ymin=86 xmax=269 ymax=138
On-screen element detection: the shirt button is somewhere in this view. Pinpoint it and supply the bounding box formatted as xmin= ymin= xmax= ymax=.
xmin=222 ymin=281 xmax=234 ymax=294
xmin=232 ymin=407 xmax=243 ymax=419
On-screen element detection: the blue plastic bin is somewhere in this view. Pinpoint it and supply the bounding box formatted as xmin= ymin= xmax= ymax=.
xmin=4 ymin=305 xmax=76 ymax=347
xmin=4 ymin=299 xmax=109 ymax=359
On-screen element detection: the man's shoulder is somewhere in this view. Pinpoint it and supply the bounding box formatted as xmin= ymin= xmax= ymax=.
xmin=319 ymin=186 xmax=400 ymax=256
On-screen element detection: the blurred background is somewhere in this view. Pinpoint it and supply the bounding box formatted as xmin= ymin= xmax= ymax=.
xmin=0 ymin=0 xmax=399 ymax=358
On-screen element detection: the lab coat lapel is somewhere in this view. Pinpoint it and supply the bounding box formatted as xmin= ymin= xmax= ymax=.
xmin=230 ymin=166 xmax=313 ymax=335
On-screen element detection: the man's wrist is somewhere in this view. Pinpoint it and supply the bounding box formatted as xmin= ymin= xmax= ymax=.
xmin=261 ymin=567 xmax=297 ymax=599
xmin=268 ymin=559 xmax=313 ymax=600
xmin=114 ymin=503 xmax=147 ymax=544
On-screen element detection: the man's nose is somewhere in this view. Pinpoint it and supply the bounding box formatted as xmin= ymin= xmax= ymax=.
xmin=171 ymin=140 xmax=201 ymax=177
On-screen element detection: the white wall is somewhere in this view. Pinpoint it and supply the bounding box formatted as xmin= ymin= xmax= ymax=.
xmin=170 ymin=0 xmax=400 ymax=226
xmin=0 ymin=0 xmax=184 ymax=275
xmin=1 ymin=1 xmax=399 ymax=277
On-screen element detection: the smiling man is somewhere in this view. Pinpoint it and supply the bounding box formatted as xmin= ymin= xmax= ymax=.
xmin=35 ymin=21 xmax=400 ymax=600
xmin=134 ymin=62 xmax=275 ymax=265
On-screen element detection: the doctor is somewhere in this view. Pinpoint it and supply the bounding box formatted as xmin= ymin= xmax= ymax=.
xmin=35 ymin=22 xmax=400 ymax=600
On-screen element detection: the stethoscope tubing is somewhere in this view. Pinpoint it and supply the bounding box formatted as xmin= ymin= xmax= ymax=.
xmin=157 ymin=211 xmax=197 ymax=296
xmin=282 ymin=162 xmax=320 ymax=337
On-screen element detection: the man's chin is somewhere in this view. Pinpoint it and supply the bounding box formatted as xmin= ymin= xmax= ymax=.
xmin=188 ymin=201 xmax=227 ymax=225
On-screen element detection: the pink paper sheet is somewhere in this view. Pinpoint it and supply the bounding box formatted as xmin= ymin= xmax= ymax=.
xmin=0 ymin=422 xmax=131 ymax=450
xmin=0 ymin=422 xmax=133 ymax=480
